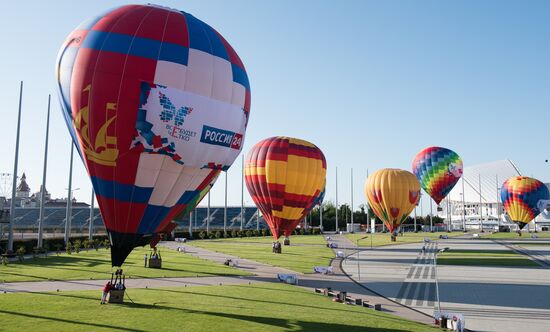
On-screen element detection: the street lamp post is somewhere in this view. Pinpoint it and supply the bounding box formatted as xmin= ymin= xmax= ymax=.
xmin=434 ymin=247 xmax=448 ymax=315
xmin=356 ymin=235 xmax=369 ymax=280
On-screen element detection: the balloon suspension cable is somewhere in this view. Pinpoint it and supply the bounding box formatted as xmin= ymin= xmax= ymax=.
xmin=124 ymin=289 xmax=136 ymax=304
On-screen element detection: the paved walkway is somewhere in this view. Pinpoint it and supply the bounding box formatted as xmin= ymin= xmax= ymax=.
xmin=0 ymin=235 xmax=434 ymax=327
xmin=342 ymin=236 xmax=550 ymax=332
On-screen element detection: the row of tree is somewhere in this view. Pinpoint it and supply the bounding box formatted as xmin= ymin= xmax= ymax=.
xmin=305 ymin=202 xmax=444 ymax=231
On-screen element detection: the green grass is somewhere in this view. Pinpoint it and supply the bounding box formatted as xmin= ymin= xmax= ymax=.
xmin=476 ymin=232 xmax=550 ymax=239
xmin=0 ymin=247 xmax=248 ymax=283
xmin=188 ymin=236 xmax=333 ymax=274
xmin=345 ymin=232 xmax=461 ymax=247
xmin=437 ymin=249 xmax=539 ymax=267
xmin=0 ymin=283 xmax=437 ymax=332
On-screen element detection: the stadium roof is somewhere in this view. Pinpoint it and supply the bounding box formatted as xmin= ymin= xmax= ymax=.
xmin=447 ymin=159 xmax=522 ymax=204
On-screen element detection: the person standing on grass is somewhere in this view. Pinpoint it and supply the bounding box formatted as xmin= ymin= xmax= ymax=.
xmin=144 ymin=253 xmax=148 ymax=267
xmin=101 ymin=281 xmax=112 ymax=304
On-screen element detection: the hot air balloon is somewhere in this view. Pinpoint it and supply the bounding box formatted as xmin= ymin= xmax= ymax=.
xmin=244 ymin=137 xmax=326 ymax=249
xmin=365 ymin=169 xmax=420 ymax=241
xmin=412 ymin=147 xmax=463 ymax=205
xmin=56 ymin=4 xmax=250 ymax=267
xmin=501 ymin=176 xmax=549 ymax=235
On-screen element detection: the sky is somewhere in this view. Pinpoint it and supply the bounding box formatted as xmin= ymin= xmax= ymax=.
xmin=0 ymin=0 xmax=549 ymax=214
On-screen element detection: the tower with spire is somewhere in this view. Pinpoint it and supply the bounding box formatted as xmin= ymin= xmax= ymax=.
xmin=16 ymin=172 xmax=30 ymax=198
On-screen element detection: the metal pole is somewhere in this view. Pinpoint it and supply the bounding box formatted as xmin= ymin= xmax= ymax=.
xmin=320 ymin=203 xmax=323 ymax=231
xmin=224 ymin=171 xmax=227 ymax=235
xmin=414 ymin=207 xmax=417 ymax=232
xmin=241 ymin=154 xmax=244 ymax=231
xmin=89 ymin=189 xmax=94 ymax=240
xmin=462 ymin=176 xmax=466 ymax=231
xmin=256 ymin=208 xmax=259 ymax=231
xmin=38 ymin=94 xmax=51 ymax=248
xmin=496 ymin=174 xmax=500 ymax=229
xmin=434 ymin=251 xmax=441 ymax=313
xmin=8 ymin=81 xmax=23 ymax=252
xmin=357 ymin=239 xmax=360 ymax=280
xmin=207 ymin=191 xmax=210 ymax=234
xmin=335 ymin=167 xmax=338 ymax=232
xmin=430 ymin=199 xmax=433 ymax=232
xmin=479 ymin=173 xmax=483 ymax=232
xmin=64 ymin=144 xmax=74 ymax=245
xmin=189 ymin=211 xmax=192 ymax=236
xmin=367 ymin=169 xmax=372 ymax=234
xmin=351 ymin=168 xmax=354 ymax=233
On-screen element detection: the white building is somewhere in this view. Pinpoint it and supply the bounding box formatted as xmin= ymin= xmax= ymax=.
xmin=437 ymin=160 xmax=550 ymax=231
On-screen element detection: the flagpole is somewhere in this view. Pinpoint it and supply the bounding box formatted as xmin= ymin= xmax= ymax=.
xmin=224 ymin=170 xmax=228 ymax=236
xmin=89 ymin=189 xmax=94 ymax=240
xmin=8 ymin=81 xmax=23 ymax=252
xmin=479 ymin=173 xmax=483 ymax=232
xmin=320 ymin=202 xmax=323 ymax=232
xmin=241 ymin=154 xmax=244 ymax=231
xmin=335 ymin=167 xmax=338 ymax=232
xmin=64 ymin=144 xmax=74 ymax=245
xmin=207 ymin=191 xmax=210 ymax=234
xmin=350 ymin=168 xmax=354 ymax=233
xmin=496 ymin=174 xmax=500 ymax=229
xmin=37 ymin=94 xmax=51 ymax=248
xmin=462 ymin=176 xmax=466 ymax=231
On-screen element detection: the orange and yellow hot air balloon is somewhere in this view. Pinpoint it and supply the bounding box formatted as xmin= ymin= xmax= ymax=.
xmin=245 ymin=137 xmax=326 ymax=247
xmin=365 ymin=169 xmax=420 ymax=240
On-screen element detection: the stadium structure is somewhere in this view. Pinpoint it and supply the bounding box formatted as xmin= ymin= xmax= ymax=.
xmin=0 ymin=173 xmax=267 ymax=243
xmin=436 ymin=160 xmax=550 ymax=231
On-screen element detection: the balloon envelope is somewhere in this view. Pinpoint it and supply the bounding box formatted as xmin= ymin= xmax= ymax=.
xmin=56 ymin=4 xmax=250 ymax=266
xmin=244 ymin=137 xmax=326 ymax=240
xmin=365 ymin=169 xmax=420 ymax=233
xmin=412 ymin=146 xmax=463 ymax=205
xmin=501 ymin=176 xmax=549 ymax=229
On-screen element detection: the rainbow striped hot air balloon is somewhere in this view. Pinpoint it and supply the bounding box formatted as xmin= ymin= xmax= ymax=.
xmin=365 ymin=169 xmax=420 ymax=240
xmin=501 ymin=176 xmax=549 ymax=233
xmin=412 ymin=147 xmax=463 ymax=205
xmin=244 ymin=137 xmax=326 ymax=246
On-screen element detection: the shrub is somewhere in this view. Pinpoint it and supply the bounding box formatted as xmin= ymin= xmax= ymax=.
xmin=73 ymin=239 xmax=82 ymax=254
xmin=16 ymin=246 xmax=26 ymax=262
xmin=54 ymin=243 xmax=63 ymax=255
xmin=199 ymin=231 xmax=206 ymax=240
xmin=245 ymin=230 xmax=253 ymax=237
xmin=103 ymin=239 xmax=110 ymax=249
xmin=82 ymin=239 xmax=91 ymax=249
xmin=299 ymin=228 xmax=305 ymax=235
xmin=231 ymin=230 xmax=238 ymax=238
xmin=208 ymin=233 xmax=215 ymax=239
xmin=261 ymin=229 xmax=268 ymax=237
xmin=252 ymin=230 xmax=259 ymax=237
xmin=66 ymin=242 xmax=73 ymax=255
xmin=215 ymin=231 xmax=222 ymax=239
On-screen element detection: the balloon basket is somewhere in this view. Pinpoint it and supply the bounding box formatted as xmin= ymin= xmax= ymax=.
xmin=108 ymin=289 xmax=125 ymax=304
xmin=272 ymin=242 xmax=282 ymax=254
xmin=148 ymin=258 xmax=162 ymax=269
xmin=283 ymin=238 xmax=290 ymax=246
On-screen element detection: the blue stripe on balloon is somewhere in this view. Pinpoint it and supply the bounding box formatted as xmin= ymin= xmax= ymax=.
xmin=81 ymin=30 xmax=188 ymax=66
xmin=137 ymin=205 xmax=171 ymax=234
xmin=232 ymin=63 xmax=250 ymax=90
xmin=91 ymin=176 xmax=153 ymax=203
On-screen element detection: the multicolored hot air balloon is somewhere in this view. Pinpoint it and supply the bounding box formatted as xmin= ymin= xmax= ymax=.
xmin=412 ymin=146 xmax=463 ymax=205
xmin=501 ymin=176 xmax=549 ymax=233
xmin=244 ymin=137 xmax=326 ymax=245
xmin=365 ymin=169 xmax=420 ymax=240
xmin=56 ymin=4 xmax=250 ymax=266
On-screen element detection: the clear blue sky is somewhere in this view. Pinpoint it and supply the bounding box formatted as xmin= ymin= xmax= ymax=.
xmin=1 ymin=0 xmax=549 ymax=214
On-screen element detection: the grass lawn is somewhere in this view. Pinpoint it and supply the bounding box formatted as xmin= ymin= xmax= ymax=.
xmin=437 ymin=249 xmax=539 ymax=267
xmin=476 ymin=232 xmax=550 ymax=239
xmin=188 ymin=236 xmax=333 ymax=274
xmin=0 ymin=283 xmax=437 ymax=332
xmin=345 ymin=232 xmax=461 ymax=247
xmin=0 ymin=246 xmax=248 ymax=283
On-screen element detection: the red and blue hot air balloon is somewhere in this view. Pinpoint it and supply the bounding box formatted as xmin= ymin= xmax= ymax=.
xmin=56 ymin=4 xmax=251 ymax=266
xmin=412 ymin=147 xmax=463 ymax=205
